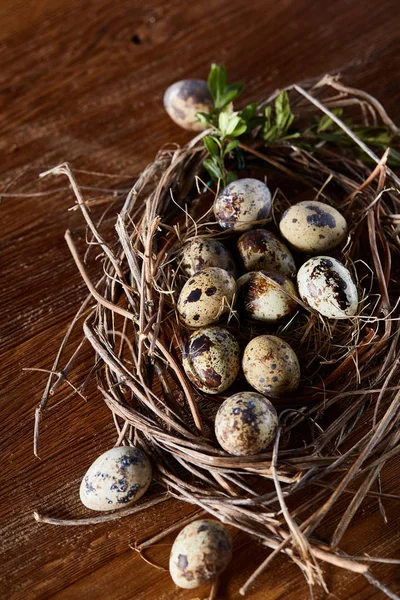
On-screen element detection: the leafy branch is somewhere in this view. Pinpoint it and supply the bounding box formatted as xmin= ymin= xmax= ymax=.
xmin=197 ymin=64 xmax=400 ymax=185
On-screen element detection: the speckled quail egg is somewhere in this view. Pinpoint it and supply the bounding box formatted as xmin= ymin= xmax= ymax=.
xmin=169 ymin=519 xmax=232 ymax=589
xmin=163 ymin=79 xmax=213 ymax=131
xmin=279 ymin=200 xmax=347 ymax=253
xmin=177 ymin=267 xmax=236 ymax=327
xmin=213 ymin=178 xmax=272 ymax=231
xmin=237 ymin=229 xmax=296 ymax=278
xmin=236 ymin=270 xmax=298 ymax=323
xmin=297 ymin=256 xmax=358 ymax=319
xmin=215 ymin=392 xmax=278 ymax=455
xmin=180 ymin=237 xmax=236 ymax=278
xmin=182 ymin=326 xmax=240 ymax=394
xmin=79 ymin=446 xmax=152 ymax=511
xmin=243 ymin=335 xmax=300 ymax=398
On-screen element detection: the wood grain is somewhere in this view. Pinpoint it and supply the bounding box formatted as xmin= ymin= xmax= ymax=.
xmin=1 ymin=0 xmax=400 ymax=598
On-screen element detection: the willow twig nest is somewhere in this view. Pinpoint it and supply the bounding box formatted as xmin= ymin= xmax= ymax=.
xmin=34 ymin=75 xmax=400 ymax=598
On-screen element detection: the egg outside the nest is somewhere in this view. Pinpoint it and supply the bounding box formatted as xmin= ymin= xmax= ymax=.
xmin=213 ymin=178 xmax=272 ymax=231
xmin=243 ymin=335 xmax=300 ymax=398
xmin=279 ymin=200 xmax=347 ymax=253
xmin=169 ymin=519 xmax=232 ymax=589
xmin=215 ymin=392 xmax=278 ymax=456
xmin=79 ymin=446 xmax=152 ymax=511
xmin=236 ymin=270 xmax=298 ymax=323
xmin=182 ymin=326 xmax=240 ymax=394
xmin=163 ymin=79 xmax=213 ymax=131
xmin=297 ymin=256 xmax=358 ymax=319
xmin=177 ymin=267 xmax=237 ymax=327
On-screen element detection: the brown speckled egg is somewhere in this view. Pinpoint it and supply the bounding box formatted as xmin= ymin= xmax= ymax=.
xmin=180 ymin=237 xmax=236 ymax=278
xmin=213 ymin=178 xmax=271 ymax=231
xmin=236 ymin=270 xmax=298 ymax=323
xmin=177 ymin=267 xmax=236 ymax=327
xmin=163 ymin=79 xmax=213 ymax=131
xmin=243 ymin=335 xmax=300 ymax=398
xmin=79 ymin=446 xmax=152 ymax=511
xmin=279 ymin=200 xmax=347 ymax=253
xmin=215 ymin=392 xmax=278 ymax=455
xmin=297 ymin=256 xmax=358 ymax=319
xmin=169 ymin=519 xmax=232 ymax=589
xmin=237 ymin=229 xmax=296 ymax=278
xmin=182 ymin=326 xmax=240 ymax=394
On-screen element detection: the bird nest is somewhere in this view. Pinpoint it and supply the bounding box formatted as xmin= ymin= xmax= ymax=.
xmin=34 ymin=75 xmax=400 ymax=598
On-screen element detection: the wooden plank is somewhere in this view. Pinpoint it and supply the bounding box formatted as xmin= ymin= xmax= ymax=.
xmin=1 ymin=0 xmax=400 ymax=598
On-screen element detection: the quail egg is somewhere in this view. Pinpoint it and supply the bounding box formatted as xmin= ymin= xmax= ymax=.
xmin=180 ymin=237 xmax=236 ymax=278
xmin=237 ymin=229 xmax=296 ymax=278
xmin=243 ymin=335 xmax=300 ymax=397
xmin=80 ymin=446 xmax=152 ymax=511
xmin=182 ymin=326 xmax=240 ymax=394
xmin=236 ymin=270 xmax=298 ymax=323
xmin=279 ymin=200 xmax=347 ymax=253
xmin=177 ymin=267 xmax=236 ymax=327
xmin=215 ymin=392 xmax=278 ymax=455
xmin=297 ymin=256 xmax=358 ymax=319
xmin=213 ymin=178 xmax=272 ymax=231
xmin=163 ymin=79 xmax=213 ymax=131
xmin=169 ymin=519 xmax=232 ymax=589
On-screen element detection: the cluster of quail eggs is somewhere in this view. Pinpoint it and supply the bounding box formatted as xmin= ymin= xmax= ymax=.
xmin=177 ymin=177 xmax=357 ymax=462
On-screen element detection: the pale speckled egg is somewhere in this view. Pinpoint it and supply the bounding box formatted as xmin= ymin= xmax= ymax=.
xmin=163 ymin=79 xmax=213 ymax=131
xmin=279 ymin=200 xmax=347 ymax=253
xmin=243 ymin=335 xmax=300 ymax=398
xmin=236 ymin=270 xmax=298 ymax=323
xmin=169 ymin=519 xmax=232 ymax=589
xmin=180 ymin=237 xmax=236 ymax=278
xmin=237 ymin=229 xmax=296 ymax=278
xmin=213 ymin=178 xmax=272 ymax=231
xmin=182 ymin=326 xmax=240 ymax=394
xmin=215 ymin=392 xmax=278 ymax=456
xmin=177 ymin=267 xmax=236 ymax=327
xmin=80 ymin=446 xmax=152 ymax=511
xmin=297 ymin=256 xmax=358 ymax=319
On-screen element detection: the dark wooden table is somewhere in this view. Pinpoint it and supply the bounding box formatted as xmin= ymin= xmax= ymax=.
xmin=1 ymin=1 xmax=400 ymax=598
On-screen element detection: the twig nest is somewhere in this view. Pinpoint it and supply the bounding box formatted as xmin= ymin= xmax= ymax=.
xmin=215 ymin=392 xmax=278 ymax=455
xmin=297 ymin=256 xmax=358 ymax=319
xmin=163 ymin=79 xmax=213 ymax=131
xmin=236 ymin=270 xmax=298 ymax=323
xmin=279 ymin=200 xmax=347 ymax=253
xmin=243 ymin=335 xmax=300 ymax=397
xmin=169 ymin=519 xmax=232 ymax=589
xmin=79 ymin=446 xmax=152 ymax=511
xmin=213 ymin=178 xmax=271 ymax=231
xmin=177 ymin=267 xmax=236 ymax=327
xmin=237 ymin=229 xmax=296 ymax=278
xmin=182 ymin=326 xmax=240 ymax=394
xmin=180 ymin=237 xmax=236 ymax=278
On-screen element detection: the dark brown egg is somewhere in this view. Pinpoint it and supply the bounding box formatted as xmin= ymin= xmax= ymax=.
xmin=164 ymin=79 xmax=213 ymax=131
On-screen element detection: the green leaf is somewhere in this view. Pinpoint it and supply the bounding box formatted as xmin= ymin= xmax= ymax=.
xmin=196 ymin=112 xmax=213 ymax=127
xmin=230 ymin=122 xmax=247 ymax=137
xmin=203 ymin=157 xmax=223 ymax=181
xmin=203 ymin=135 xmax=219 ymax=157
xmin=224 ymin=139 xmax=240 ymax=154
xmin=317 ymin=108 xmax=344 ymax=133
xmin=226 ymin=171 xmax=238 ymax=184
xmin=388 ymin=148 xmax=400 ymax=167
xmin=218 ymin=111 xmax=230 ymax=137
xmin=207 ymin=64 xmax=223 ymax=103
xmin=264 ymin=124 xmax=279 ymax=142
xmin=240 ymin=103 xmax=258 ymax=123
